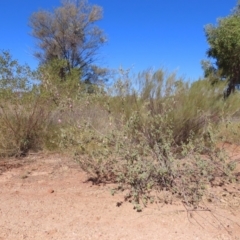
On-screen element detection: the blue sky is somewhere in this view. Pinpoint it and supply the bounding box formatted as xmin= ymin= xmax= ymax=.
xmin=0 ymin=0 xmax=238 ymax=81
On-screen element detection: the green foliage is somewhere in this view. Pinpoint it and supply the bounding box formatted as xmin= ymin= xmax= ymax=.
xmin=0 ymin=51 xmax=52 ymax=156
xmin=38 ymin=59 xmax=81 ymax=105
xmin=0 ymin=50 xmax=31 ymax=91
xmin=0 ymin=55 xmax=106 ymax=155
xmin=205 ymin=15 xmax=240 ymax=77
xmin=67 ymin=69 xmax=237 ymax=210
xmin=0 ymin=91 xmax=51 ymax=156
xmin=38 ymin=58 xmax=106 ymax=105
xmin=204 ymin=3 xmax=240 ymax=93
xmin=0 ymin=51 xmax=237 ymax=210
xmin=216 ymin=90 xmax=240 ymax=144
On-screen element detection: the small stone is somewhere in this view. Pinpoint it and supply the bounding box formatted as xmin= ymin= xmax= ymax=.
xmin=48 ymin=189 xmax=54 ymax=193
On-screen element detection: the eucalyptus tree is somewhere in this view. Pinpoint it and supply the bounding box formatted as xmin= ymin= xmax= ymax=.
xmin=204 ymin=1 xmax=240 ymax=96
xmin=29 ymin=0 xmax=107 ymax=82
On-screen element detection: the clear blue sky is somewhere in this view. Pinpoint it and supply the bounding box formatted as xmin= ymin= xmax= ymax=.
xmin=0 ymin=0 xmax=238 ymax=81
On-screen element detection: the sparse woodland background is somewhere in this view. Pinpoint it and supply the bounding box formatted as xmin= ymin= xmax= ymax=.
xmin=1 ymin=0 xmax=240 ymax=210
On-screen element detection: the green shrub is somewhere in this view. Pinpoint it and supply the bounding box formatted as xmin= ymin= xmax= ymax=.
xmin=216 ymin=91 xmax=240 ymax=145
xmin=71 ymin=68 xmax=236 ymax=210
xmin=0 ymin=51 xmax=53 ymax=157
xmin=1 ymin=50 xmax=236 ymax=210
xmin=0 ymin=89 xmax=52 ymax=157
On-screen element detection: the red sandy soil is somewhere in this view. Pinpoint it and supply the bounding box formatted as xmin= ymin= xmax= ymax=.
xmin=0 ymin=147 xmax=240 ymax=240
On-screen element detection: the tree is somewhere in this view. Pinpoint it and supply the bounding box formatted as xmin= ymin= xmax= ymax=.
xmin=0 ymin=50 xmax=32 ymax=92
xmin=204 ymin=1 xmax=240 ymax=96
xmin=29 ymin=0 xmax=107 ymax=82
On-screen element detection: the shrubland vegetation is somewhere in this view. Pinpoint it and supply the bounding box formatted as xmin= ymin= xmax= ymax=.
xmin=1 ymin=0 xmax=240 ymax=210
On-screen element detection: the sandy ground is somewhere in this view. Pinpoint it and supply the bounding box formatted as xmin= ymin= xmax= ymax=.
xmin=0 ymin=150 xmax=240 ymax=240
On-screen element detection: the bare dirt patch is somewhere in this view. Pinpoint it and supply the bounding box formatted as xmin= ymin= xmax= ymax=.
xmin=0 ymin=151 xmax=240 ymax=240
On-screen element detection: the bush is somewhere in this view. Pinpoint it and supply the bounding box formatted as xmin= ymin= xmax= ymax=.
xmin=0 ymin=52 xmax=237 ymax=211
xmin=0 ymin=52 xmax=107 ymax=156
xmin=71 ymin=69 xmax=236 ymax=210
xmin=0 ymin=51 xmax=52 ymax=157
